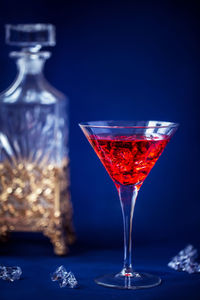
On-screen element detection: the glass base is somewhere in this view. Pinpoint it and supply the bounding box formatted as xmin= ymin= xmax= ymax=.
xmin=95 ymin=272 xmax=161 ymax=290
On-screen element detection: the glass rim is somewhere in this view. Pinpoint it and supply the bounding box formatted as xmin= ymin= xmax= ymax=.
xmin=79 ymin=120 xmax=179 ymax=129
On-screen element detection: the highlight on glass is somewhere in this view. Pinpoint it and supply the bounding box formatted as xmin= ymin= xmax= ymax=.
xmin=79 ymin=120 xmax=178 ymax=290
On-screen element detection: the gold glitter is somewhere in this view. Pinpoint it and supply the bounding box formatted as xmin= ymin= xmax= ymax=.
xmin=15 ymin=187 xmax=23 ymax=195
xmin=26 ymin=210 xmax=33 ymax=217
xmin=32 ymin=206 xmax=38 ymax=212
xmin=1 ymin=225 xmax=7 ymax=232
xmin=0 ymin=158 xmax=75 ymax=255
xmin=43 ymin=179 xmax=52 ymax=186
xmin=36 ymin=188 xmax=42 ymax=195
xmin=38 ymin=205 xmax=45 ymax=214
xmin=44 ymin=188 xmax=52 ymax=196
xmin=1 ymin=193 xmax=8 ymax=201
xmin=54 ymin=211 xmax=61 ymax=218
xmin=18 ymin=163 xmax=24 ymax=170
xmin=48 ymin=165 xmax=54 ymax=171
xmin=8 ymin=204 xmax=15 ymax=214
xmin=7 ymin=188 xmax=13 ymax=194
xmin=28 ymin=193 xmax=37 ymax=202
xmin=26 ymin=164 xmax=33 ymax=171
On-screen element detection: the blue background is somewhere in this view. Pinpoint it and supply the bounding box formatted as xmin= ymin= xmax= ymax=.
xmin=0 ymin=0 xmax=200 ymax=299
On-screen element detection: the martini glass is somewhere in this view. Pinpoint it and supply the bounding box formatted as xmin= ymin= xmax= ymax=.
xmin=79 ymin=120 xmax=178 ymax=289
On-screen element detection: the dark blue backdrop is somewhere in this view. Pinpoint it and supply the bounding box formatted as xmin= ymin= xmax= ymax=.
xmin=0 ymin=1 xmax=200 ymax=299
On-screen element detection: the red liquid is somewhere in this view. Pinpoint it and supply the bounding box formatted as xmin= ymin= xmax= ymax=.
xmin=89 ymin=135 xmax=169 ymax=188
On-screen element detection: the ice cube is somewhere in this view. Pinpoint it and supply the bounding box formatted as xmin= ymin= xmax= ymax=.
xmin=168 ymin=245 xmax=200 ymax=274
xmin=51 ymin=266 xmax=78 ymax=288
xmin=0 ymin=266 xmax=22 ymax=281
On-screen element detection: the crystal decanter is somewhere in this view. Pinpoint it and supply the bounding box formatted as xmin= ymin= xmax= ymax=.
xmin=0 ymin=24 xmax=75 ymax=255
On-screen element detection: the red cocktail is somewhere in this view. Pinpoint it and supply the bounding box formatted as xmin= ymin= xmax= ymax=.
xmin=89 ymin=135 xmax=169 ymax=188
xmin=79 ymin=121 xmax=178 ymax=289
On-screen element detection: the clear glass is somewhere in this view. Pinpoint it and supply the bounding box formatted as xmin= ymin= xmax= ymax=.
xmin=79 ymin=120 xmax=178 ymax=289
xmin=0 ymin=24 xmax=74 ymax=255
xmin=5 ymin=24 xmax=55 ymax=47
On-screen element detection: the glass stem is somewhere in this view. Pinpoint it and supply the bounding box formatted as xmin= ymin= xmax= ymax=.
xmin=117 ymin=184 xmax=138 ymax=276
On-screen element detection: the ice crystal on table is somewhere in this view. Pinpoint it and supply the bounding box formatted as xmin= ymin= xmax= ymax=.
xmin=168 ymin=244 xmax=200 ymax=274
xmin=51 ymin=265 xmax=78 ymax=288
xmin=0 ymin=266 xmax=22 ymax=281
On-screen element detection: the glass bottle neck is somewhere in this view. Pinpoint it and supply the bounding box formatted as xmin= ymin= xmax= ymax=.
xmin=10 ymin=50 xmax=50 ymax=77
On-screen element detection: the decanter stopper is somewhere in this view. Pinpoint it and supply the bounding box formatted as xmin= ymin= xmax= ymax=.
xmin=5 ymin=24 xmax=56 ymax=50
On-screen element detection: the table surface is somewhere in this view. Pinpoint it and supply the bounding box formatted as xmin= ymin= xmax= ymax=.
xmin=0 ymin=234 xmax=200 ymax=300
